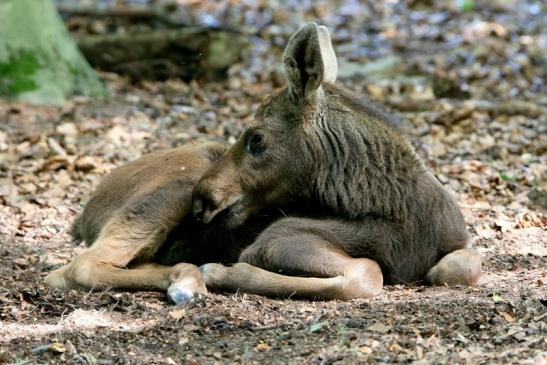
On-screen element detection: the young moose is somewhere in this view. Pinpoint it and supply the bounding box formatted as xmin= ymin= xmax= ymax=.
xmin=45 ymin=23 xmax=481 ymax=304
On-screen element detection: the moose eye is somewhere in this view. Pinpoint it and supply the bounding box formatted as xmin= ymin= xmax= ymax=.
xmin=245 ymin=132 xmax=266 ymax=155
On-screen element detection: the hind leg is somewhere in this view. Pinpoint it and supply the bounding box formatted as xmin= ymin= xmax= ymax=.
xmin=198 ymin=218 xmax=383 ymax=300
xmin=426 ymin=248 xmax=481 ymax=286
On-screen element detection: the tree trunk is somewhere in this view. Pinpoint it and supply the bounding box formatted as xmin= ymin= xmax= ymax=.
xmin=0 ymin=0 xmax=105 ymax=105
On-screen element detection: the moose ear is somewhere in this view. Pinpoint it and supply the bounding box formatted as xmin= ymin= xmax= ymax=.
xmin=283 ymin=23 xmax=338 ymax=100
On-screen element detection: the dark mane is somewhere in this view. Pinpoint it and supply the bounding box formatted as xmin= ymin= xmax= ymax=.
xmin=323 ymin=83 xmax=404 ymax=130
xmin=304 ymin=83 xmax=425 ymax=222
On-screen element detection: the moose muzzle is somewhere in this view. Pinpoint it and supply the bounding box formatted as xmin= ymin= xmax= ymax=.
xmin=191 ymin=161 xmax=245 ymax=225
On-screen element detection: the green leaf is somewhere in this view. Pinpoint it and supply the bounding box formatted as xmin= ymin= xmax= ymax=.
xmin=500 ymin=173 xmax=518 ymax=183
xmin=457 ymin=0 xmax=474 ymax=12
xmin=492 ymin=294 xmax=503 ymax=303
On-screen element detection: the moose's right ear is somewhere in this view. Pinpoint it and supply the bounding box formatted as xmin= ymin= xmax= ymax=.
xmin=283 ymin=23 xmax=338 ymax=100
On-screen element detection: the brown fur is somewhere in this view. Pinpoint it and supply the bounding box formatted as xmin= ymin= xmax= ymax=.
xmin=46 ymin=23 xmax=480 ymax=303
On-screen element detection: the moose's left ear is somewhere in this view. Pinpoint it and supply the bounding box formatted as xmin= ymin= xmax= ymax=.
xmin=283 ymin=23 xmax=338 ymax=100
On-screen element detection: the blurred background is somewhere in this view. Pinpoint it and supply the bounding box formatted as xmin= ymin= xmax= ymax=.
xmin=1 ymin=0 xmax=544 ymax=208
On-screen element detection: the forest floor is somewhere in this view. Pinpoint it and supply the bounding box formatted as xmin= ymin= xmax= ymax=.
xmin=0 ymin=1 xmax=546 ymax=364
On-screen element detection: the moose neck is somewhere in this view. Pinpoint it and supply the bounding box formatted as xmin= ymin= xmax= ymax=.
xmin=304 ymin=86 xmax=427 ymax=222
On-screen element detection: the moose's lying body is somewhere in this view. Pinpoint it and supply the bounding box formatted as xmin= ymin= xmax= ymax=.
xmin=45 ymin=23 xmax=481 ymax=303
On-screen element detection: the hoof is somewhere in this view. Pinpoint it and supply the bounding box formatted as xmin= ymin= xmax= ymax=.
xmin=167 ymin=285 xmax=199 ymax=305
xmin=341 ymin=259 xmax=383 ymax=300
xmin=167 ymin=275 xmax=208 ymax=305
xmin=44 ymin=268 xmax=68 ymax=289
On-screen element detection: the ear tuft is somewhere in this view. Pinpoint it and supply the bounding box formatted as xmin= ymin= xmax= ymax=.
xmin=282 ymin=23 xmax=338 ymax=99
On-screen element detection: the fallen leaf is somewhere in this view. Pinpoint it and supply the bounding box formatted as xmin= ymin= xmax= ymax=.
xmin=255 ymin=341 xmax=270 ymax=351
xmin=389 ymin=343 xmax=403 ymax=352
xmin=75 ymin=156 xmax=99 ymax=172
xmin=47 ymin=137 xmax=68 ymax=157
xmin=56 ymin=122 xmax=78 ymax=137
xmin=41 ymin=155 xmax=72 ymax=171
xmin=165 ymin=357 xmax=177 ymax=365
xmin=169 ymin=308 xmax=186 ymax=320
xmin=500 ymin=311 xmax=515 ymax=323
xmin=64 ymin=340 xmax=76 ymax=356
xmin=368 ymin=322 xmax=390 ymax=333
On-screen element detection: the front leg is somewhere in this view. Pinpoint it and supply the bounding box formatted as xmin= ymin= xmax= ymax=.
xmin=45 ymin=183 xmax=208 ymax=304
xmin=201 ymin=218 xmax=383 ymax=300
xmin=46 ymin=256 xmax=207 ymax=305
xmin=45 ymin=224 xmax=208 ymax=304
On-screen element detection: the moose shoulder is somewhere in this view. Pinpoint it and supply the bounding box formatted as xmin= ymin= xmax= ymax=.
xmin=45 ymin=23 xmax=480 ymax=304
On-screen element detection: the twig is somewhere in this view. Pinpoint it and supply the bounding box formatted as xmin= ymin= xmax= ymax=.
xmin=58 ymin=5 xmax=162 ymax=20
xmin=386 ymin=97 xmax=547 ymax=121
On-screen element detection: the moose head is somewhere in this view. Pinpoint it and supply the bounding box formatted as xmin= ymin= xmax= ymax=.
xmin=192 ymin=23 xmax=342 ymax=227
xmin=192 ymin=22 xmax=420 ymax=228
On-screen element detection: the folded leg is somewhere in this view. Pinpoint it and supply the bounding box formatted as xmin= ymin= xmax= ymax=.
xmin=427 ymin=248 xmax=481 ymax=286
xmin=199 ymin=218 xmax=383 ymax=300
xmin=45 ymin=184 xmax=207 ymax=303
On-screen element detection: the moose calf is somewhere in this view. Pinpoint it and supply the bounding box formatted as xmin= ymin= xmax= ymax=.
xmin=45 ymin=23 xmax=481 ymax=304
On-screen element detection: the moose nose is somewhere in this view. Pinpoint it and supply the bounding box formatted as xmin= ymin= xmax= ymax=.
xmin=192 ymin=198 xmax=205 ymax=222
xmin=192 ymin=182 xmax=223 ymax=224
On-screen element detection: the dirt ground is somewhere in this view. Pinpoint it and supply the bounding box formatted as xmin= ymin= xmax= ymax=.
xmin=1 ymin=0 xmax=546 ymax=364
